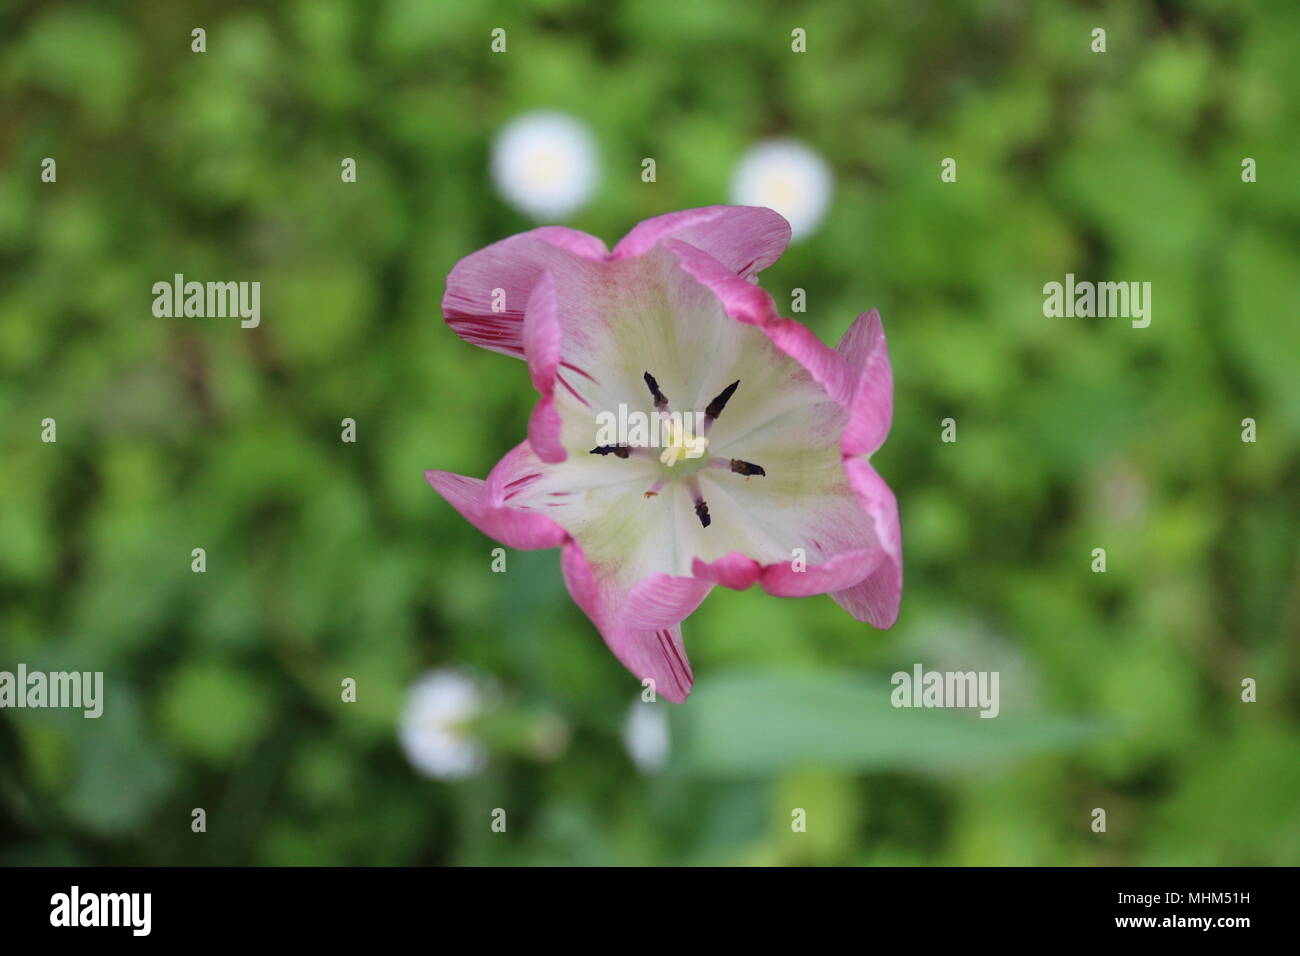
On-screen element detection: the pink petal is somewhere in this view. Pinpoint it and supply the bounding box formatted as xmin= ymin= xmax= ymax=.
xmin=526 ymin=395 xmax=566 ymax=464
xmin=837 ymin=309 xmax=894 ymax=457
xmin=692 ymin=547 xmax=881 ymax=599
xmin=522 ymin=272 xmax=562 ymax=391
xmin=612 ymin=205 xmax=791 ymax=279
xmin=484 ymin=441 xmax=550 ymax=502
xmin=664 ymin=238 xmax=854 ymax=406
xmin=830 ymin=459 xmax=902 ymax=627
xmin=442 ymin=228 xmax=608 ymax=359
xmin=528 ymin=226 xmax=611 ymax=260
xmin=424 ymin=469 xmax=568 ymax=550
xmin=758 ymin=548 xmax=883 ymax=598
xmin=561 ymin=540 xmax=702 ymax=703
xmin=522 ymin=273 xmax=567 ymax=463
xmin=691 ymin=552 xmax=762 ymax=590
xmin=624 ymin=574 xmax=714 ymax=631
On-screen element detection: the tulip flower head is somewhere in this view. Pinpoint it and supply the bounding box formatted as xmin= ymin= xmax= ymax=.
xmin=428 ymin=207 xmax=901 ymax=702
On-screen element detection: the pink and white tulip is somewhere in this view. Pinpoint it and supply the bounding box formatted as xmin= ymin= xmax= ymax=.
xmin=427 ymin=206 xmax=901 ymax=702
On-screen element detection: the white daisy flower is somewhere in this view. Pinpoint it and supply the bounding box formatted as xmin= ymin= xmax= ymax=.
xmin=398 ymin=669 xmax=488 ymax=780
xmin=729 ymin=139 xmax=833 ymax=241
xmin=622 ymin=699 xmax=670 ymax=774
xmin=490 ymin=110 xmax=600 ymax=221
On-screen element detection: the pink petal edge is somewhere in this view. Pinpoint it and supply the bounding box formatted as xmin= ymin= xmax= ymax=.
xmin=612 ymin=205 xmax=791 ymax=280
xmin=836 ymin=309 xmax=894 ymax=458
xmin=830 ymin=458 xmax=902 ymax=627
xmin=522 ymin=272 xmax=567 ymax=463
xmin=663 ymin=238 xmax=856 ymax=407
xmin=442 ymin=228 xmax=607 ymax=359
xmin=562 ymin=540 xmax=698 ymax=703
xmin=423 ymin=469 xmax=567 ymax=551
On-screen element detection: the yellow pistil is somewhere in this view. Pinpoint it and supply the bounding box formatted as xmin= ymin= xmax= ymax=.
xmin=658 ymin=418 xmax=709 ymax=467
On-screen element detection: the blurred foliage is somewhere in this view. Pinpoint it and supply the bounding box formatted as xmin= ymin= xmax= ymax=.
xmin=1 ymin=0 xmax=1298 ymax=866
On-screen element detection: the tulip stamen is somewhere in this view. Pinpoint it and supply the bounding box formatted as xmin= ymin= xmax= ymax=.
xmin=729 ymin=459 xmax=766 ymax=477
xmin=705 ymin=457 xmax=768 ymax=479
xmin=703 ymin=380 xmax=740 ymax=432
xmin=643 ymin=371 xmax=669 ymax=412
xmin=685 ymin=478 xmax=711 ymax=528
xmin=693 ymin=498 xmax=711 ymax=528
xmin=592 ymin=377 xmax=762 ymax=528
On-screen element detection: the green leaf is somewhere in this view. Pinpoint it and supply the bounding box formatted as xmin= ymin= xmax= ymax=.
xmin=677 ymin=671 xmax=1105 ymax=777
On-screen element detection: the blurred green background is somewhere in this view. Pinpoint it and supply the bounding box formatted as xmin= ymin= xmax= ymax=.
xmin=2 ymin=0 xmax=1298 ymax=866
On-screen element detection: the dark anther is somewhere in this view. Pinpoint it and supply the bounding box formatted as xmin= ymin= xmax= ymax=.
xmin=643 ymin=371 xmax=669 ymax=411
xmin=590 ymin=445 xmax=631 ymax=458
xmin=694 ymin=498 xmax=711 ymax=528
xmin=730 ymin=459 xmax=766 ymax=477
xmin=705 ymin=380 xmax=740 ymax=420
